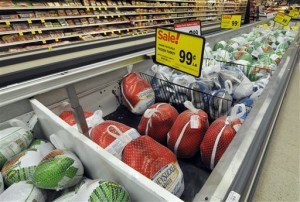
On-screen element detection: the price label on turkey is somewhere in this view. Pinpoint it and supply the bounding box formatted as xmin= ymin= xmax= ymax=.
xmin=221 ymin=15 xmax=241 ymax=29
xmin=274 ymin=12 xmax=291 ymax=26
xmin=155 ymin=27 xmax=205 ymax=77
xmin=174 ymin=20 xmax=201 ymax=36
xmin=288 ymin=9 xmax=299 ymax=18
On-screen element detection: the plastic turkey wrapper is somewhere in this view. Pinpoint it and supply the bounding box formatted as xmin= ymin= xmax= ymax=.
xmin=204 ymin=44 xmax=214 ymax=59
xmin=72 ymin=179 xmax=131 ymax=202
xmin=32 ymin=149 xmax=84 ymax=191
xmin=1 ymin=139 xmax=55 ymax=186
xmin=213 ymin=40 xmax=227 ymax=51
xmin=209 ymin=87 xmax=233 ymax=120
xmin=0 ymin=181 xmax=46 ymax=202
xmin=232 ymin=51 xmax=253 ymax=63
xmin=150 ymin=65 xmax=173 ymax=101
xmin=258 ymin=53 xmax=278 ymax=66
xmin=213 ymin=49 xmax=232 ymax=62
xmin=0 ymin=126 xmax=34 ymax=169
xmin=228 ymin=36 xmax=247 ymax=46
xmin=224 ymin=42 xmax=239 ymax=53
xmin=52 ymin=178 xmax=93 ymax=202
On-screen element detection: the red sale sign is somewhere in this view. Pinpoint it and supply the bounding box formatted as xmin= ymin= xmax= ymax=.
xmin=174 ymin=20 xmax=201 ymax=36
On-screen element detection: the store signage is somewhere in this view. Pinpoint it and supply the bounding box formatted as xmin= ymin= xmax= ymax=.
xmin=267 ymin=12 xmax=277 ymax=19
xmin=288 ymin=9 xmax=299 ymax=18
xmin=274 ymin=12 xmax=291 ymax=26
xmin=221 ymin=15 xmax=241 ymax=29
xmin=155 ymin=27 xmax=205 ymax=77
xmin=174 ymin=20 xmax=202 ymax=36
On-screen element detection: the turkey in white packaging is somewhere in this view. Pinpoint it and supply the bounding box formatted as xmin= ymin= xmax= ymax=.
xmin=167 ymin=101 xmax=209 ymax=158
xmin=0 ymin=125 xmax=33 ymax=169
xmin=0 ymin=181 xmax=46 ymax=202
xmin=150 ymin=65 xmax=172 ymax=101
xmin=201 ymin=104 xmax=245 ymax=169
xmin=90 ymin=120 xmax=140 ymax=159
xmin=218 ymin=66 xmax=253 ymax=100
xmin=121 ymin=72 xmax=155 ymax=115
xmin=209 ymin=80 xmax=233 ymax=120
xmin=1 ymin=139 xmax=55 ymax=186
xmin=138 ymin=103 xmax=178 ymax=144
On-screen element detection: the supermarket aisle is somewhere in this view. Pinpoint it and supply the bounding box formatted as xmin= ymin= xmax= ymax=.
xmin=252 ymin=59 xmax=300 ymax=201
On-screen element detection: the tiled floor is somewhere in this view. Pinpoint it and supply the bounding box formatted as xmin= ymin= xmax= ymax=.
xmin=252 ymin=60 xmax=300 ymax=201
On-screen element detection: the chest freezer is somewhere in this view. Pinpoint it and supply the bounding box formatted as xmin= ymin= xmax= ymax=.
xmin=0 ymin=19 xmax=299 ymax=202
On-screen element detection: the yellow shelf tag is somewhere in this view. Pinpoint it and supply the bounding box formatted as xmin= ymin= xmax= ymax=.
xmin=97 ymin=16 xmax=100 ymax=19
xmin=31 ymin=30 xmax=36 ymax=34
xmin=86 ymin=7 xmax=90 ymax=11
xmin=115 ymin=6 xmax=118 ymax=10
xmin=27 ymin=19 xmax=32 ymax=24
xmin=118 ymin=30 xmax=121 ymax=33
xmin=221 ymin=15 xmax=241 ymax=29
xmin=41 ymin=18 xmax=45 ymax=23
xmin=79 ymin=35 xmax=83 ymax=38
xmin=118 ymin=14 xmax=120 ymax=18
xmin=55 ymin=38 xmax=59 ymax=42
xmin=127 ymin=29 xmax=129 ymax=32
xmin=42 ymin=40 xmax=46 ymax=44
xmin=93 ymin=7 xmax=96 ymax=10
xmin=104 ymin=31 xmax=106 ymax=35
xmin=6 ymin=21 xmax=10 ymax=26
xmin=111 ymin=31 xmax=114 ymax=34
xmin=104 ymin=6 xmax=107 ymax=10
xmin=38 ymin=30 xmax=42 ymax=34
xmin=288 ymin=9 xmax=299 ymax=18
xmin=98 ymin=6 xmax=101 ymax=10
xmin=19 ymin=31 xmax=23 ymax=36
xmin=48 ymin=46 xmax=52 ymax=51
xmin=291 ymin=26 xmax=298 ymax=31
xmin=155 ymin=27 xmax=205 ymax=77
xmin=104 ymin=15 xmax=107 ymax=19
xmin=111 ymin=15 xmax=114 ymax=18
xmin=274 ymin=12 xmax=292 ymax=26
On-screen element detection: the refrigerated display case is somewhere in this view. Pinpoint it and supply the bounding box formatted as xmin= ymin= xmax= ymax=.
xmin=0 ymin=19 xmax=299 ymax=201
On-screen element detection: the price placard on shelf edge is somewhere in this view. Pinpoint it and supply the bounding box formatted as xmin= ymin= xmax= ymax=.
xmin=174 ymin=20 xmax=202 ymax=36
xmin=154 ymin=27 xmax=205 ymax=77
xmin=288 ymin=9 xmax=300 ymax=18
xmin=274 ymin=12 xmax=291 ymax=26
xmin=221 ymin=15 xmax=242 ymax=29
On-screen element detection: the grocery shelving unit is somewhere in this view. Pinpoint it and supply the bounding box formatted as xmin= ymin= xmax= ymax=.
xmin=0 ymin=0 xmax=247 ymax=55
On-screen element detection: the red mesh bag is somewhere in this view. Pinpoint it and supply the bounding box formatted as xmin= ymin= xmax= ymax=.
xmin=167 ymin=101 xmax=209 ymax=158
xmin=90 ymin=120 xmax=140 ymax=159
xmin=121 ymin=72 xmax=155 ymax=115
xmin=200 ymin=104 xmax=245 ymax=170
xmin=137 ymin=103 xmax=178 ymax=144
xmin=59 ymin=111 xmax=93 ymax=126
xmin=122 ymin=135 xmax=184 ymax=197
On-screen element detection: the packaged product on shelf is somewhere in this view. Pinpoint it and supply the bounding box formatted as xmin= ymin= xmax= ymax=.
xmin=117 ymin=1 xmax=122 ymax=6
xmin=58 ymin=19 xmax=68 ymax=26
xmin=52 ymin=22 xmax=62 ymax=28
xmin=65 ymin=10 xmax=73 ymax=16
xmin=31 ymin=2 xmax=46 ymax=6
xmin=71 ymin=180 xmax=130 ymax=201
xmin=12 ymin=23 xmax=29 ymax=30
xmin=54 ymin=2 xmax=61 ymax=7
xmin=0 ymin=124 xmax=33 ymax=169
xmin=47 ymin=2 xmax=55 ymax=7
xmin=0 ymin=181 xmax=46 ymax=202
xmin=44 ymin=22 xmax=53 ymax=28
xmin=23 ymin=33 xmax=35 ymax=41
xmin=201 ymin=104 xmax=245 ymax=169
xmin=29 ymin=23 xmax=45 ymax=29
xmin=0 ymin=0 xmax=14 ymax=7
xmin=0 ymin=25 xmax=13 ymax=32
xmin=32 ymin=149 xmax=84 ymax=190
xmin=0 ymin=14 xmax=19 ymax=20
xmin=80 ymin=18 xmax=89 ymax=25
xmin=88 ymin=18 xmax=95 ymax=24
xmin=15 ymin=1 xmax=31 ymax=7
xmin=167 ymin=101 xmax=209 ymax=158
xmin=35 ymin=11 xmax=50 ymax=18
xmin=71 ymin=9 xmax=80 ymax=16
xmin=57 ymin=10 xmax=67 ymax=16
xmin=17 ymin=11 xmax=36 ymax=19
xmin=100 ymin=1 xmax=107 ymax=6
xmin=1 ymin=139 xmax=55 ymax=186
xmin=123 ymin=135 xmax=184 ymax=197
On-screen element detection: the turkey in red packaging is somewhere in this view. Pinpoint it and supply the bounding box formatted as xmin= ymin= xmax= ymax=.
xmin=200 ymin=104 xmax=245 ymax=170
xmin=167 ymin=101 xmax=209 ymax=158
xmin=121 ymin=71 xmax=155 ymax=115
xmin=138 ymin=103 xmax=178 ymax=144
xmin=90 ymin=120 xmax=140 ymax=159
xmin=122 ymin=135 xmax=184 ymax=197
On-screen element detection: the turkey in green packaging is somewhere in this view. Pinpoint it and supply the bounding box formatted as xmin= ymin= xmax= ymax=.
xmin=0 ymin=127 xmax=33 ymax=169
xmin=1 ymin=139 xmax=54 ymax=186
xmin=72 ymin=179 xmax=131 ymax=202
xmin=0 ymin=181 xmax=46 ymax=202
xmin=213 ymin=41 xmax=227 ymax=51
xmin=232 ymin=51 xmax=253 ymax=63
xmin=213 ymin=49 xmax=232 ymax=62
xmin=32 ymin=149 xmax=84 ymax=190
xmin=0 ymin=172 xmax=3 ymax=194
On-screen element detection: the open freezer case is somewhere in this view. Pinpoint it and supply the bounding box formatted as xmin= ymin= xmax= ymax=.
xmin=0 ymin=19 xmax=299 ymax=201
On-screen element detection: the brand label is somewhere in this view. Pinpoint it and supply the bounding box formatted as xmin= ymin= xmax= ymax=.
xmin=174 ymin=20 xmax=201 ymax=36
xmin=155 ymin=27 xmax=205 ymax=77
